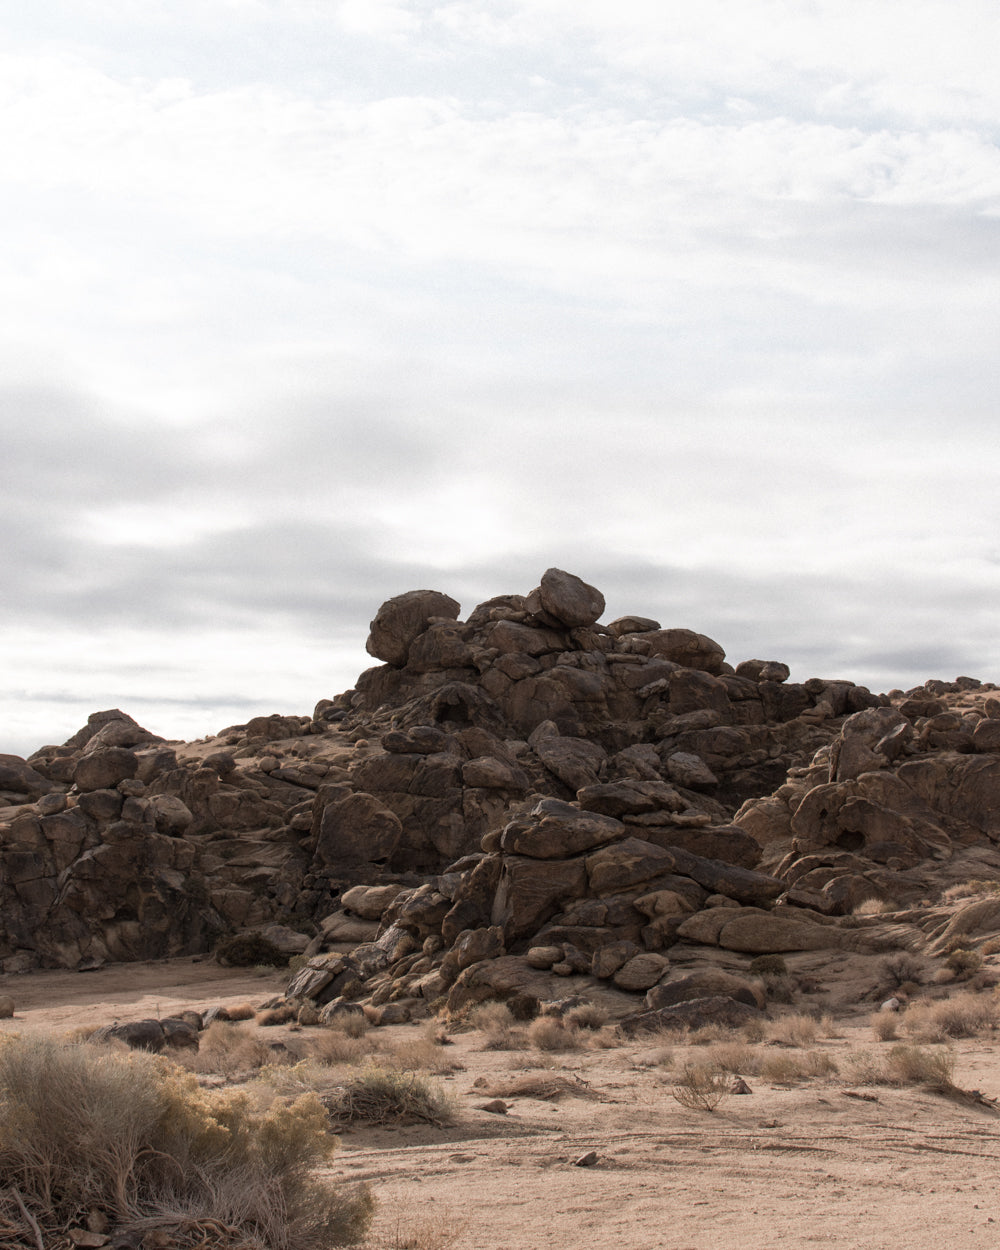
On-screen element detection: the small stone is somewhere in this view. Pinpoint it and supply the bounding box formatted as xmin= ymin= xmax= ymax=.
xmin=478 ymin=1099 xmax=509 ymax=1114
xmin=573 ymin=1150 xmax=599 ymax=1167
xmin=731 ymin=1077 xmax=753 ymax=1095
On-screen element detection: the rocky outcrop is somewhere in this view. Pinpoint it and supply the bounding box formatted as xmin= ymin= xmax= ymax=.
xmin=2 ymin=575 xmax=999 ymax=996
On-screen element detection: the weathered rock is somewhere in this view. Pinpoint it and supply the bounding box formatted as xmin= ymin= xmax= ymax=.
xmin=536 ymin=568 xmax=605 ymax=628
xmin=315 ymin=792 xmax=403 ymax=869
xmin=716 ymin=910 xmax=847 ymax=953
xmin=618 ymin=995 xmax=762 ymax=1035
xmin=74 ymin=749 xmax=139 ymax=793
xmin=646 ymin=970 xmax=764 ymax=1010
xmin=612 ymin=952 xmax=670 ymax=991
xmin=500 ymin=799 xmax=626 ymax=859
xmin=366 ymin=589 xmax=461 ymax=667
xmin=0 ymin=755 xmax=57 ymax=798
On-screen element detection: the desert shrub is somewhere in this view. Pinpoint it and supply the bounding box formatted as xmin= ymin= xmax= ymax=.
xmin=880 ymin=952 xmax=923 ymax=989
xmin=306 ymin=1030 xmax=373 ymax=1067
xmin=870 ymin=1011 xmax=899 ymax=1042
xmin=853 ymin=897 xmax=895 ymax=916
xmin=327 ymin=1011 xmax=370 ymax=1040
xmin=178 ymin=1020 xmax=283 ymax=1076
xmin=737 ymin=1016 xmax=767 ymax=1044
xmin=216 ymin=932 xmax=289 ymax=968
xmin=767 ymin=1013 xmax=821 ymax=1047
xmin=942 ymin=879 xmax=1000 ymax=903
xmin=372 ymin=1203 xmax=467 ymax=1250
xmin=257 ymin=1004 xmax=297 ymax=1027
xmin=470 ymin=1003 xmax=526 ymax=1052
xmin=749 ymin=954 xmax=787 ymax=976
xmin=0 ymin=1034 xmax=372 ymax=1248
xmin=563 ymin=1002 xmax=609 ymax=1030
xmin=902 ymin=991 xmax=1000 ymax=1041
xmin=527 ymin=1017 xmax=582 ymax=1052
xmin=382 ymin=1033 xmax=466 ymax=1075
xmin=671 ymin=1063 xmax=730 ymax=1112
xmin=706 ymin=1042 xmax=756 ymax=1075
xmin=757 ymin=1050 xmax=838 ymax=1083
xmin=946 ymin=948 xmax=984 ymax=978
xmin=843 ymin=1044 xmax=955 ymax=1091
xmin=761 ymin=973 xmax=797 ymax=1004
xmin=324 ymin=1065 xmax=454 ymax=1127
xmin=226 ymin=1002 xmax=257 ymax=1022
xmin=587 ymin=1024 xmax=624 ymax=1050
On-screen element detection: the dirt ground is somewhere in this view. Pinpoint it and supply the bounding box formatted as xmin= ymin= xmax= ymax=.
xmin=3 ymin=958 xmax=1000 ymax=1250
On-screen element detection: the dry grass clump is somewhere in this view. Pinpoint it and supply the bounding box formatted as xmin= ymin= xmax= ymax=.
xmin=670 ymin=1063 xmax=730 ymax=1112
xmin=880 ymin=952 xmax=924 ymax=989
xmin=902 ymin=991 xmax=1000 ymax=1041
xmin=946 ymin=947 xmax=984 ymax=978
xmin=843 ymin=1044 xmax=956 ymax=1092
xmin=257 ymin=1004 xmax=297 ymax=1027
xmin=476 ymin=1073 xmax=600 ymax=1102
xmin=563 ymin=1002 xmax=609 ymax=1030
xmin=326 ymin=1011 xmax=370 ymax=1039
xmin=178 ymin=1020 xmax=282 ymax=1076
xmin=469 ymin=1002 xmax=527 ymax=1051
xmin=871 ymin=1011 xmax=900 ymax=1042
xmin=705 ymin=1042 xmax=756 ymax=1075
xmin=381 ymin=1031 xmax=466 ymax=1075
xmin=942 ymin=879 xmax=1000 ymax=903
xmin=225 ymin=1002 xmax=257 ymax=1022
xmin=305 ymin=1029 xmax=374 ymax=1067
xmin=324 ymin=1065 xmax=455 ymax=1127
xmin=367 ymin=1203 xmax=467 ymax=1250
xmin=757 ymin=1049 xmax=838 ymax=1083
xmin=767 ymin=1013 xmax=822 ymax=1047
xmin=526 ymin=1016 xmax=582 ymax=1052
xmin=0 ymin=1033 xmax=372 ymax=1249
xmin=853 ymin=897 xmax=896 ymax=916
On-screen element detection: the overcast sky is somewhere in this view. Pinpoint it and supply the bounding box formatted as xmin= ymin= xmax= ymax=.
xmin=2 ymin=0 xmax=999 ymax=756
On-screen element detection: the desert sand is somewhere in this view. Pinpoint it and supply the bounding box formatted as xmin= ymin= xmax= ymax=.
xmin=3 ymin=958 xmax=1000 ymax=1250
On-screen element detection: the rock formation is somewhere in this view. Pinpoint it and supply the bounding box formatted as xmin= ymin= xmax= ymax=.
xmin=2 ymin=569 xmax=1000 ymax=1024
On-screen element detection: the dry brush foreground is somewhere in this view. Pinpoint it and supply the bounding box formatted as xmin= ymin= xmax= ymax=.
xmin=3 ymin=962 xmax=1000 ymax=1249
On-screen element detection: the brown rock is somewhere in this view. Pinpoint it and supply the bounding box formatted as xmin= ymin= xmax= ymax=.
xmin=612 ymin=952 xmax=670 ymax=991
xmin=366 ymin=589 xmax=461 ymax=666
xmin=618 ymin=995 xmax=762 ymax=1036
xmin=537 ymin=568 xmax=605 ymax=627
xmin=74 ymin=748 xmax=139 ymax=792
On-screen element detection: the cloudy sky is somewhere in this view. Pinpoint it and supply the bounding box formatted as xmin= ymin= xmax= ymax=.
xmin=2 ymin=0 xmax=999 ymax=756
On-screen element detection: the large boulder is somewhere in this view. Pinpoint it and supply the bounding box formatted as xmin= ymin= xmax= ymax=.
xmin=366 ymin=590 xmax=461 ymax=667
xmin=536 ymin=568 xmax=605 ymax=628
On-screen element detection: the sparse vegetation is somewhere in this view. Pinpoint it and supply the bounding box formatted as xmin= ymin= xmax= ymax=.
xmin=946 ymin=947 xmax=984 ymax=978
xmin=749 ymin=954 xmax=787 ymax=976
xmin=902 ymin=991 xmax=1000 ymax=1040
xmin=670 ymin=1062 xmax=730 ymax=1112
xmin=324 ymin=1065 xmax=455 ymax=1127
xmin=216 ymin=931 xmax=290 ymax=968
xmin=527 ymin=1016 xmax=582 ymax=1052
xmin=880 ymin=952 xmax=923 ymax=989
xmin=843 ymin=1044 xmax=956 ymax=1092
xmin=0 ymin=1033 xmax=372 ymax=1249
xmin=767 ymin=1013 xmax=822 ymax=1048
xmin=871 ymin=1010 xmax=900 ymax=1042
xmin=942 ymin=879 xmax=1000 ymax=903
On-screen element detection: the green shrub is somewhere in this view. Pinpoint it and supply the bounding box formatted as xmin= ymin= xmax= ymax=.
xmin=0 ymin=1034 xmax=372 ymax=1247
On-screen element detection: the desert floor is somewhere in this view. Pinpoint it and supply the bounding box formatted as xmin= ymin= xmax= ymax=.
xmin=3 ymin=959 xmax=1000 ymax=1250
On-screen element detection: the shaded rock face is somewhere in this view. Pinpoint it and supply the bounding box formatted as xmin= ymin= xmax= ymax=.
xmin=2 ymin=571 xmax=999 ymax=990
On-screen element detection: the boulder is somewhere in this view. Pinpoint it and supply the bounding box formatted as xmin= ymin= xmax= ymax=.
xmin=618 ymin=995 xmax=763 ymax=1036
xmin=314 ymin=792 xmax=403 ymax=869
xmin=500 ymin=799 xmax=626 ymax=859
xmin=74 ymin=749 xmax=139 ymax=793
xmin=536 ymin=568 xmax=606 ymax=628
xmin=366 ymin=590 xmax=461 ymax=667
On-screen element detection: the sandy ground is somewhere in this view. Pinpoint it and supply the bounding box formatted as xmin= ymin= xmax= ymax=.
xmin=3 ymin=959 xmax=1000 ymax=1250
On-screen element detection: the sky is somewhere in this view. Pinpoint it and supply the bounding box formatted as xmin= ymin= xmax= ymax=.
xmin=2 ymin=0 xmax=999 ymax=756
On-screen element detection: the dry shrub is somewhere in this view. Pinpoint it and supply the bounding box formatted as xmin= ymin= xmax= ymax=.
xmin=225 ymin=1002 xmax=257 ymax=1022
xmin=369 ymin=1203 xmax=467 ymax=1250
xmin=671 ymin=1063 xmax=730 ymax=1112
xmin=748 ymin=954 xmax=787 ymax=976
xmin=981 ymin=936 xmax=1000 ymax=956
xmin=738 ymin=1016 xmax=767 ymax=1044
xmin=946 ymin=948 xmax=984 ymax=978
xmin=943 ymin=879 xmax=1000 ymax=903
xmin=761 ymin=974 xmax=796 ymax=1004
xmin=305 ymin=1029 xmax=373 ymax=1067
xmin=767 ymin=1013 xmax=821 ymax=1047
xmin=527 ymin=1017 xmax=582 ymax=1052
xmin=477 ymin=1073 xmax=599 ymax=1102
xmin=587 ymin=1024 xmax=624 ymax=1050
xmin=871 ymin=1011 xmax=900 ymax=1042
xmin=844 ymin=1044 xmax=955 ymax=1091
xmin=706 ymin=1042 xmax=756 ymax=1074
xmin=327 ymin=1011 xmax=370 ymax=1039
xmin=902 ymin=991 xmax=1000 ymax=1041
xmin=0 ymin=1034 xmax=372 ymax=1249
xmin=563 ymin=1002 xmax=609 ymax=1030
xmin=381 ymin=1033 xmax=466 ymax=1075
xmin=880 ymin=952 xmax=923 ymax=989
xmin=257 ymin=1004 xmax=296 ymax=1027
xmin=470 ymin=1002 xmax=526 ymax=1052
xmin=758 ymin=1050 xmax=838 ymax=1082
xmin=179 ymin=1020 xmax=280 ymax=1076
xmin=853 ymin=897 xmax=895 ymax=916
xmin=325 ymin=1065 xmax=455 ymax=1127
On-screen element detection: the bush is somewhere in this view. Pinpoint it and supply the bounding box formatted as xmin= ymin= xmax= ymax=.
xmin=671 ymin=1063 xmax=730 ymax=1112
xmin=946 ymin=948 xmax=984 ymax=978
xmin=527 ymin=1017 xmax=582 ymax=1052
xmin=767 ymin=1013 xmax=821 ymax=1047
xmin=902 ymin=991 xmax=1000 ymax=1040
xmin=843 ymin=1044 xmax=955 ymax=1091
xmin=748 ymin=955 xmax=787 ymax=976
xmin=880 ymin=952 xmax=923 ymax=989
xmin=324 ymin=1066 xmax=454 ymax=1127
xmin=216 ymin=932 xmax=290 ymax=968
xmin=0 ymin=1034 xmax=372 ymax=1248
xmin=870 ymin=1011 xmax=899 ymax=1042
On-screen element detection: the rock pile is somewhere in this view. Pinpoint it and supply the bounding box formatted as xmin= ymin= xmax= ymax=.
xmin=2 ymin=568 xmax=1000 ymax=1021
